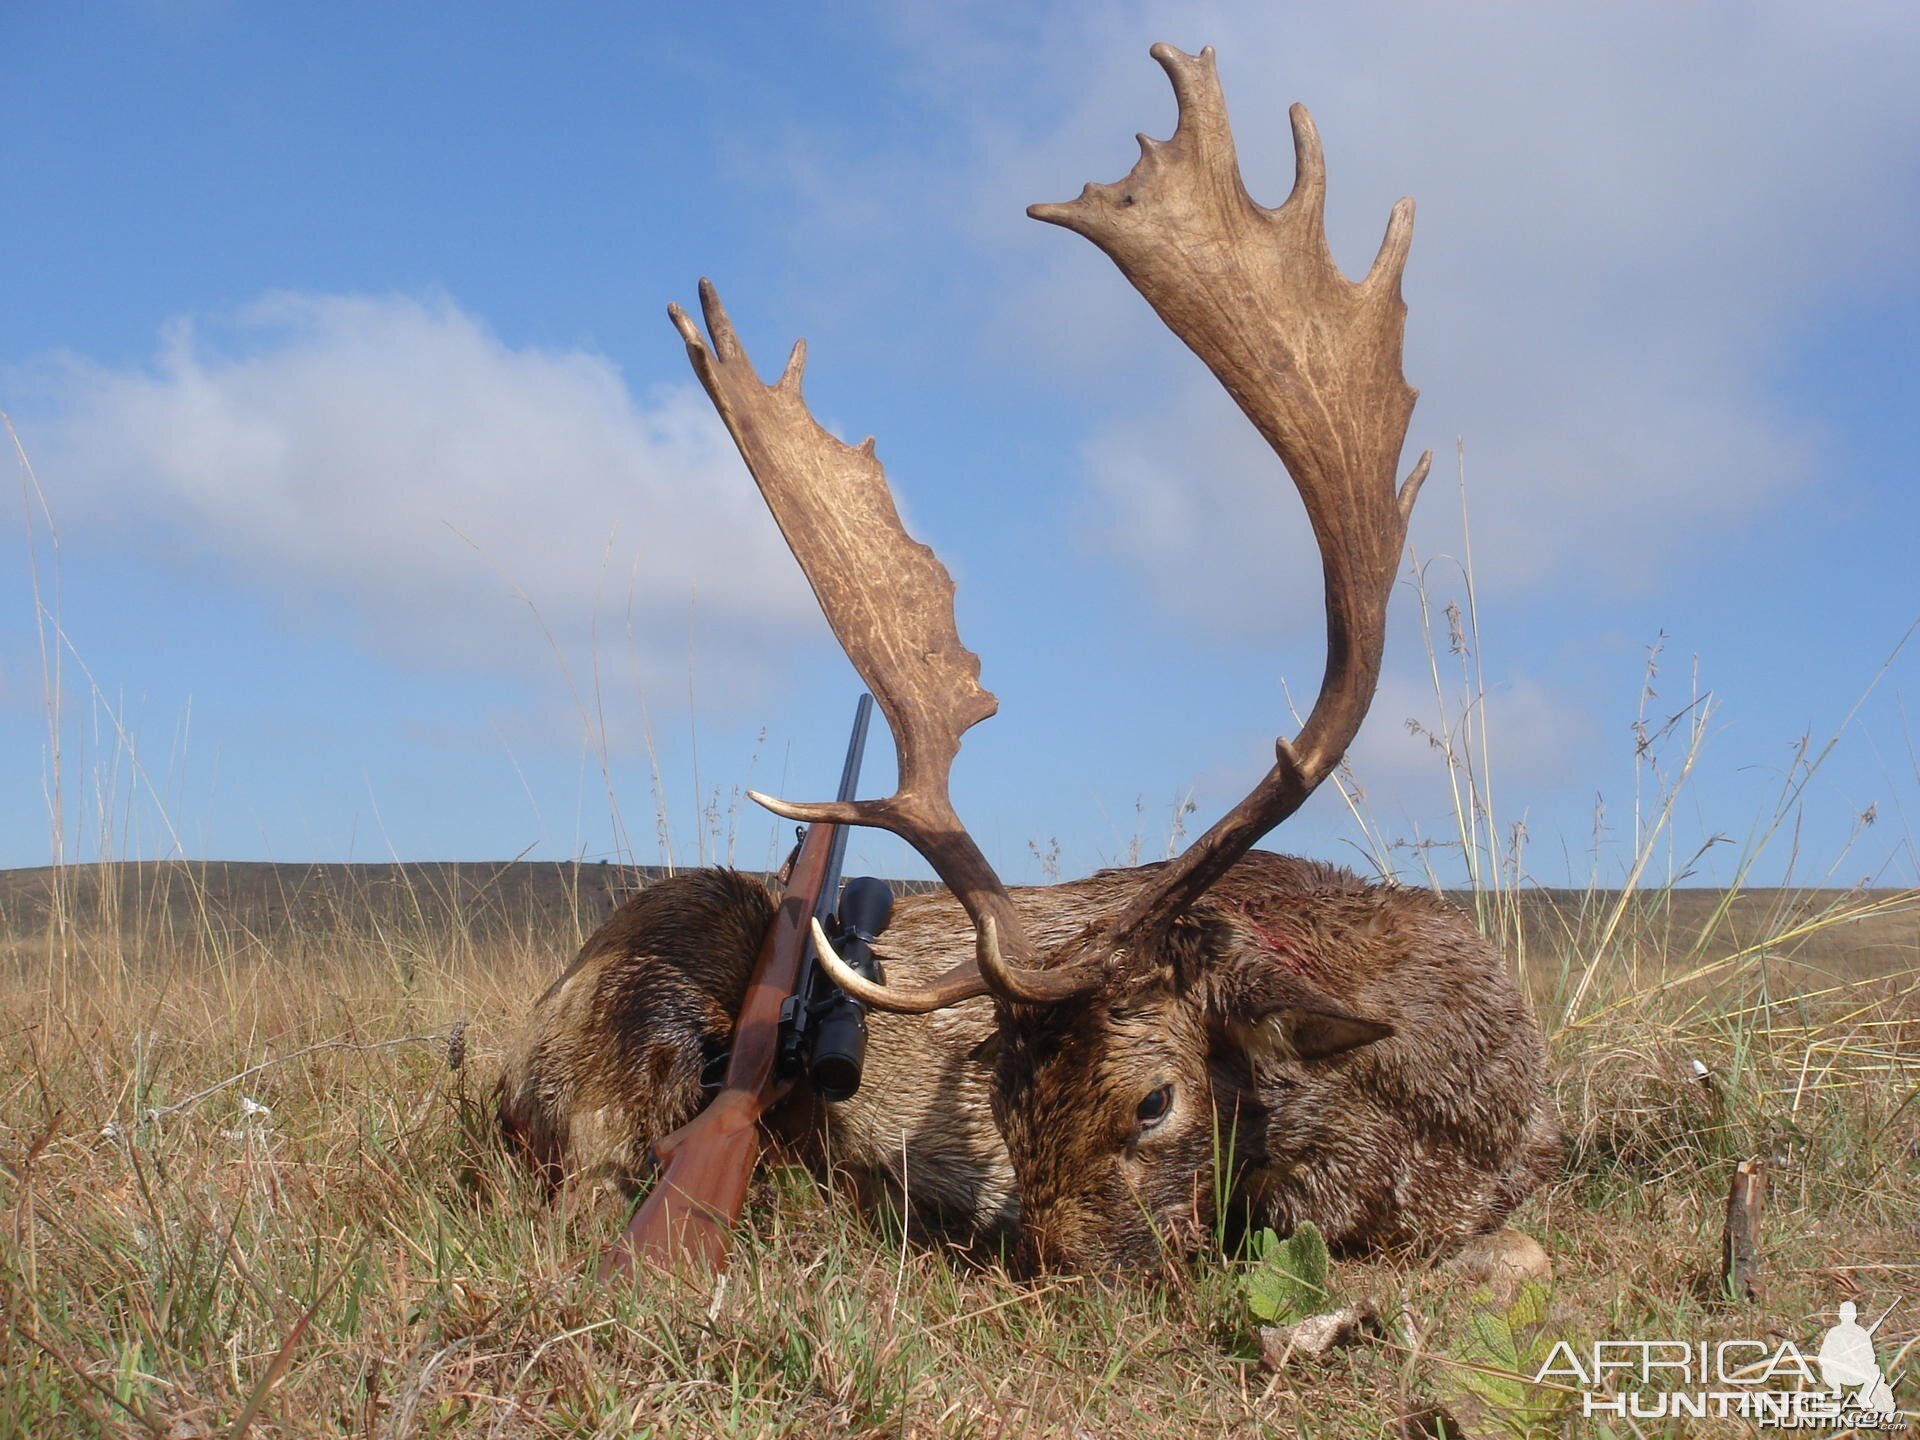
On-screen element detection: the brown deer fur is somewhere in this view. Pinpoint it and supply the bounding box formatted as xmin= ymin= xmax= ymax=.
xmin=498 ymin=42 xmax=1563 ymax=1275
xmin=497 ymin=853 xmax=1557 ymax=1270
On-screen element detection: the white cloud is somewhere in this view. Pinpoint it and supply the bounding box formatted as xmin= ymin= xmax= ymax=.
xmin=21 ymin=292 xmax=822 ymax=710
xmin=1180 ymin=664 xmax=1598 ymax=858
xmin=1344 ymin=669 xmax=1600 ymax=806
xmin=877 ymin=1 xmax=1920 ymax=633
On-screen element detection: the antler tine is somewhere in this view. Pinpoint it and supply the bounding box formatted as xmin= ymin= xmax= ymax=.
xmin=810 ymin=913 xmax=1086 ymax=1015
xmin=808 ymin=918 xmax=982 ymax=1014
xmin=675 ymin=281 xmax=1102 ymax=1013
xmin=1031 ymin=44 xmax=1431 ymax=958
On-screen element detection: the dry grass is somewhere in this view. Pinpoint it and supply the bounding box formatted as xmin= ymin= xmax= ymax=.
xmin=1 ymin=873 xmax=1915 ymax=1439
xmin=6 ymin=425 xmax=1914 ymax=1434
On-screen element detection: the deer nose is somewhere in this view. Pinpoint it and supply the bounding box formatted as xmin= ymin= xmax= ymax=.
xmin=1016 ymin=1214 xmax=1070 ymax=1276
xmin=1017 ymin=1200 xmax=1105 ymax=1276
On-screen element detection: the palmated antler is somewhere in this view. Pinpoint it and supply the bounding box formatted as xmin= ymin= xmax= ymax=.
xmin=671 ymin=282 xmax=1084 ymax=1010
xmin=1029 ymin=43 xmax=1430 ymax=968
xmin=681 ymin=41 xmax=1427 ymax=1013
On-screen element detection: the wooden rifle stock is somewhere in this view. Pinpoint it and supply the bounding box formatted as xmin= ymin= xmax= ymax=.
xmin=597 ymin=819 xmax=836 ymax=1282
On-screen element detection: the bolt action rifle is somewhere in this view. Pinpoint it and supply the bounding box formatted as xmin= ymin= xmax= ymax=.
xmin=598 ymin=694 xmax=893 ymax=1280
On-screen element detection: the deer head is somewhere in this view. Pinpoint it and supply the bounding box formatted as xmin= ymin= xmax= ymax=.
xmin=673 ymin=44 xmax=1429 ymax=1271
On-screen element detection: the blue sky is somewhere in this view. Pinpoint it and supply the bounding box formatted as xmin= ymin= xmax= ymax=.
xmin=4 ymin=2 xmax=1918 ymax=890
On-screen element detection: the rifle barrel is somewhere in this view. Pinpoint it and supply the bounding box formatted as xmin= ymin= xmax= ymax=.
xmin=816 ymin=693 xmax=873 ymax=919
xmin=597 ymin=694 xmax=872 ymax=1283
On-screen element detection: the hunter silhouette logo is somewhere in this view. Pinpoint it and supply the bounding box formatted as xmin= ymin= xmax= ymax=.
xmin=1817 ymin=1302 xmax=1900 ymax=1420
xmin=1534 ymin=1298 xmax=1907 ymax=1428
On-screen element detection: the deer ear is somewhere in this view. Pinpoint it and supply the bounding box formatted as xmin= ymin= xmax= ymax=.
xmin=1227 ymin=972 xmax=1394 ymax=1062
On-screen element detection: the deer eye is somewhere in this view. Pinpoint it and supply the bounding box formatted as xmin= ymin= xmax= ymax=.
xmin=1135 ymin=1084 xmax=1174 ymax=1131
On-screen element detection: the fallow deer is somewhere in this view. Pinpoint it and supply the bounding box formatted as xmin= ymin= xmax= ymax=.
xmin=498 ymin=43 xmax=1558 ymax=1275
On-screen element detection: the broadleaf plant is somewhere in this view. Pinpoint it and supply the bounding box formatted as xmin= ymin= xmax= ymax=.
xmin=1239 ymin=1222 xmax=1331 ymax=1327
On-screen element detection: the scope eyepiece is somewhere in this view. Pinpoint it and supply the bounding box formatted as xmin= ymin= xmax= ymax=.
xmin=808 ymin=1022 xmax=863 ymax=1101
xmin=807 ymin=877 xmax=894 ymax=1102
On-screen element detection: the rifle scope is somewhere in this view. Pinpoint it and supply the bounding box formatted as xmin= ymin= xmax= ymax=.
xmin=808 ymin=875 xmax=894 ymax=1102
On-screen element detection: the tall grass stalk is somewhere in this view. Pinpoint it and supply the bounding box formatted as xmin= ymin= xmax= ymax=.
xmin=3 ymin=422 xmax=1915 ymax=1435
